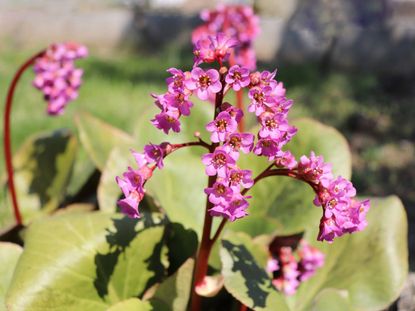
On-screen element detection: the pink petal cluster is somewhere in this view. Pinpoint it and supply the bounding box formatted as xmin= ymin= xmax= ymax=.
xmin=202 ymin=106 xmax=254 ymax=222
xmin=116 ymin=143 xmax=170 ymax=218
xmin=151 ymin=68 xmax=193 ymax=134
xmin=297 ymin=152 xmax=370 ymax=242
xmin=246 ymin=70 xmax=297 ymax=161
xmin=193 ymin=33 xmax=238 ymax=66
xmin=33 ymin=42 xmax=88 ymax=115
xmin=267 ymin=240 xmax=324 ymax=295
xmin=192 ymin=4 xmax=260 ymax=69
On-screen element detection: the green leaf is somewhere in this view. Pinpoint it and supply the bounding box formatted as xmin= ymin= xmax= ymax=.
xmin=107 ymin=298 xmax=154 ymax=311
xmin=292 ymin=196 xmax=408 ymax=311
xmin=66 ymin=146 xmax=97 ymax=198
xmin=97 ymin=148 xmax=132 ymax=212
xmin=75 ymin=111 xmax=135 ymax=171
xmin=6 ymin=212 xmax=168 ymax=310
xmin=145 ymin=152 xmax=207 ymax=237
xmin=164 ymin=223 xmax=198 ymax=275
xmin=151 ymin=258 xmax=194 ymax=310
xmin=311 ymin=289 xmax=355 ymax=311
xmin=230 ymin=118 xmax=352 ymax=236
xmin=0 ymin=129 xmax=77 ymax=228
xmin=220 ymin=231 xmax=289 ymax=311
xmin=0 ymin=242 xmax=23 ymax=311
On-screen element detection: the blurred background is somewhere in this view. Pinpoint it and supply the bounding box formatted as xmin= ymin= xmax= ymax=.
xmin=1 ymin=0 xmax=414 ymax=296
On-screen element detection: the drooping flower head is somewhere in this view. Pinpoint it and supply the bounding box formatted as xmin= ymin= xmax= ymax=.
xmin=33 ymin=42 xmax=88 ymax=115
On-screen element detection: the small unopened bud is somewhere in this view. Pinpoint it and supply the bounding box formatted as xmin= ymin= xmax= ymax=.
xmin=194 ymin=131 xmax=201 ymax=138
xmin=219 ymin=66 xmax=228 ymax=75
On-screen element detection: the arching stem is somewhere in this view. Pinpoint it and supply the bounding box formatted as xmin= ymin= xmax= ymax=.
xmin=3 ymin=51 xmax=44 ymax=226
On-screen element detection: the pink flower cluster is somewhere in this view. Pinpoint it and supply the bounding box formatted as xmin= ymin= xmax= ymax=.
xmin=33 ymin=42 xmax=88 ymax=115
xmin=192 ymin=4 xmax=260 ymax=69
xmin=116 ymin=23 xmax=369 ymax=243
xmin=115 ymin=144 xmax=171 ymax=218
xmin=202 ymin=106 xmax=254 ymax=221
xmin=297 ymin=152 xmax=370 ymax=242
xmin=267 ymin=240 xmax=324 ymax=295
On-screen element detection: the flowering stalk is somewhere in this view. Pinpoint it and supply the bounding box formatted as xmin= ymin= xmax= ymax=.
xmin=3 ymin=43 xmax=87 ymax=226
xmin=116 ymin=11 xmax=369 ymax=306
xmin=3 ymin=51 xmax=45 ymax=225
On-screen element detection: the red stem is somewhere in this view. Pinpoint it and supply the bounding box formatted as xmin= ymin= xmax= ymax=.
xmin=3 ymin=51 xmax=43 ymax=226
xmin=236 ymin=90 xmax=245 ymax=132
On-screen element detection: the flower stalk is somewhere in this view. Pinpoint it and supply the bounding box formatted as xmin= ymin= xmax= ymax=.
xmin=3 ymin=51 xmax=44 ymax=226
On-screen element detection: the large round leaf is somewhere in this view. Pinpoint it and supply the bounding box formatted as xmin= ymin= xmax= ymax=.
xmin=290 ymin=196 xmax=407 ymax=311
xmin=6 ymin=212 xmax=169 ymax=310
xmin=220 ymin=231 xmax=290 ymax=311
xmin=75 ymin=111 xmax=135 ymax=171
xmin=0 ymin=129 xmax=77 ymax=228
xmin=0 ymin=242 xmax=23 ymax=311
xmin=230 ymin=118 xmax=352 ymax=236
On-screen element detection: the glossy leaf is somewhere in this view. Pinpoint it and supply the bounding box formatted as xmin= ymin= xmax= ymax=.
xmin=230 ymin=118 xmax=352 ymax=237
xmin=75 ymin=111 xmax=135 ymax=171
xmin=291 ymin=196 xmax=407 ymax=311
xmin=0 ymin=242 xmax=23 ymax=311
xmin=220 ymin=231 xmax=290 ymax=311
xmin=0 ymin=129 xmax=77 ymax=228
xmin=6 ymin=212 xmax=168 ymax=310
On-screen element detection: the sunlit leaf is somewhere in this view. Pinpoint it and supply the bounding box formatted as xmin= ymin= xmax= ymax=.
xmin=220 ymin=231 xmax=289 ymax=311
xmin=0 ymin=242 xmax=23 ymax=311
xmin=0 ymin=129 xmax=77 ymax=228
xmin=75 ymin=111 xmax=135 ymax=171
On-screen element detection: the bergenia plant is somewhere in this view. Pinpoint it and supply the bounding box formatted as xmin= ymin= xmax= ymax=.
xmin=116 ymin=30 xmax=369 ymax=310
xmin=1 ymin=5 xmax=407 ymax=311
xmin=3 ymin=42 xmax=87 ymax=225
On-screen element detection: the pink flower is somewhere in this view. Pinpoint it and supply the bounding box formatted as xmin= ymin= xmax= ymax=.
xmin=192 ymin=4 xmax=260 ymax=69
xmin=164 ymin=91 xmax=193 ymax=116
xmin=266 ymin=258 xmax=279 ymax=273
xmin=115 ymin=167 xmax=146 ymax=218
xmin=298 ymin=152 xmax=333 ymax=187
xmin=166 ymin=68 xmax=186 ymax=92
xmin=227 ymin=168 xmax=253 ymax=189
xmin=223 ymin=132 xmax=254 ymax=159
xmin=185 ymin=67 xmax=222 ymax=100
xmin=144 ymin=144 xmax=165 ymax=169
xmin=247 ymin=86 xmax=274 ymax=116
xmin=274 ymin=151 xmax=297 ymax=169
xmin=206 ymin=111 xmax=238 ymax=143
xmin=202 ymin=147 xmax=235 ymax=177
xmin=209 ymin=193 xmax=250 ymax=221
xmin=193 ymin=37 xmax=215 ymax=66
xmin=297 ymin=241 xmax=325 ymax=281
xmin=204 ymin=181 xmax=234 ymax=205
xmin=271 ymin=247 xmax=300 ymax=295
xmin=33 ymin=42 xmax=87 ymax=115
xmin=209 ymin=33 xmax=238 ymax=63
xmin=151 ymin=110 xmax=181 ymax=134
xmin=225 ymin=65 xmax=251 ymax=91
xmin=253 ymin=138 xmax=281 ymax=161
